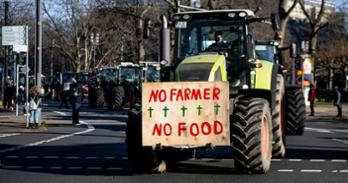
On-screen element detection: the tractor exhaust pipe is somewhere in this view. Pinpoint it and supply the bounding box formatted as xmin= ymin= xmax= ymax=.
xmin=160 ymin=15 xmax=171 ymax=66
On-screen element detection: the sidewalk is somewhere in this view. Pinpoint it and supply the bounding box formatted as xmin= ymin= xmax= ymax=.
xmin=0 ymin=110 xmax=73 ymax=133
xmin=305 ymin=103 xmax=348 ymax=122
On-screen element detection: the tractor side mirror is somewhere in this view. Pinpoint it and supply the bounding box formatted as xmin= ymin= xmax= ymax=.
xmin=271 ymin=13 xmax=280 ymax=32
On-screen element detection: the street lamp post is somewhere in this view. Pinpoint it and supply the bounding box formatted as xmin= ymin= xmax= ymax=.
xmin=90 ymin=33 xmax=99 ymax=69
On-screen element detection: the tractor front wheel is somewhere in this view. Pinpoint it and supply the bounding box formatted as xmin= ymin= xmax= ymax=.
xmin=232 ymin=97 xmax=273 ymax=174
xmin=126 ymin=108 xmax=165 ymax=174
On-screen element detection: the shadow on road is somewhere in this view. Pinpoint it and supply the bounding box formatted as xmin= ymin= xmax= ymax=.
xmin=286 ymin=146 xmax=348 ymax=159
xmin=0 ymin=143 xmax=132 ymax=176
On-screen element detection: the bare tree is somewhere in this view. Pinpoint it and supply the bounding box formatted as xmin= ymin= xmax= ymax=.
xmin=278 ymin=0 xmax=298 ymax=46
xmin=299 ymin=0 xmax=328 ymax=54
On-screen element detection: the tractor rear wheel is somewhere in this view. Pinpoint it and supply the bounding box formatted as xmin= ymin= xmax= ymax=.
xmin=95 ymin=88 xmax=105 ymax=108
xmin=272 ymin=75 xmax=286 ymax=158
xmin=126 ymin=108 xmax=165 ymax=174
xmin=285 ymin=87 xmax=306 ymax=135
xmin=232 ymin=97 xmax=273 ymax=174
xmin=112 ymin=86 xmax=125 ymax=111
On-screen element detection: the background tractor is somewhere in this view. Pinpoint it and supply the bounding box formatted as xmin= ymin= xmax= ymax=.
xmin=88 ymin=63 xmax=142 ymax=110
xmin=255 ymin=40 xmax=306 ymax=136
xmin=126 ymin=8 xmax=306 ymax=174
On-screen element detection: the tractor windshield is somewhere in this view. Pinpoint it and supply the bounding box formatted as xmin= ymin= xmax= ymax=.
xmin=120 ymin=67 xmax=140 ymax=85
xmin=99 ymin=68 xmax=117 ymax=83
xmin=176 ymin=20 xmax=245 ymax=60
xmin=255 ymin=45 xmax=275 ymax=63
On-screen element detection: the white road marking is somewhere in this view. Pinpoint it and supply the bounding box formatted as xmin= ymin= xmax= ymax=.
xmin=300 ymin=169 xmax=322 ymax=173
xmin=305 ymin=127 xmax=348 ymax=134
xmin=0 ymin=114 xmax=95 ymax=154
xmin=43 ymin=156 xmax=59 ymax=159
xmin=305 ymin=127 xmax=333 ymax=134
xmin=271 ymin=159 xmax=281 ymax=162
xmin=64 ymin=156 xmax=80 ymax=160
xmin=277 ymin=169 xmax=294 ymax=172
xmin=68 ymin=167 xmax=83 ymax=170
xmin=335 ymin=129 xmax=348 ymax=133
xmin=25 ymin=156 xmax=39 ymax=159
xmin=332 ymin=170 xmax=339 ymax=173
xmin=339 ymin=170 xmax=348 ymax=173
xmin=288 ymin=159 xmax=302 ymax=162
xmin=53 ymin=111 xmax=67 ymax=116
xmin=332 ymin=138 xmax=348 ymax=145
xmin=331 ymin=159 xmax=347 ymax=163
xmin=3 ymin=165 xmax=22 ymax=169
xmin=27 ymin=166 xmax=42 ymax=169
xmin=0 ymin=133 xmax=20 ymax=138
xmin=107 ymin=167 xmax=122 ymax=171
xmin=87 ymin=167 xmax=102 ymax=170
xmin=5 ymin=156 xmax=19 ymax=159
xmin=309 ymin=159 xmax=326 ymax=162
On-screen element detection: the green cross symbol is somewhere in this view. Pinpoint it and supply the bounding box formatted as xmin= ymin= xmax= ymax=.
xmin=181 ymin=105 xmax=188 ymax=117
xmin=147 ymin=107 xmax=154 ymax=118
xmin=163 ymin=106 xmax=169 ymax=117
xmin=214 ymin=103 xmax=221 ymax=115
xmin=197 ymin=105 xmax=202 ymax=116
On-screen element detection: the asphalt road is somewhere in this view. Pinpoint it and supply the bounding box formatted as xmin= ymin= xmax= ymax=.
xmin=0 ymin=103 xmax=347 ymax=183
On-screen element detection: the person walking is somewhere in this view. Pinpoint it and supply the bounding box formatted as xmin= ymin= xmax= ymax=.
xmin=333 ymin=86 xmax=342 ymax=117
xmin=59 ymin=84 xmax=70 ymax=109
xmin=70 ymin=77 xmax=82 ymax=125
xmin=28 ymin=85 xmax=42 ymax=128
xmin=308 ymin=83 xmax=316 ymax=116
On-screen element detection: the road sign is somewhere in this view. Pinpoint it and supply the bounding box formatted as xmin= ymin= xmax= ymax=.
xmin=13 ymin=45 xmax=28 ymax=52
xmin=2 ymin=26 xmax=28 ymax=46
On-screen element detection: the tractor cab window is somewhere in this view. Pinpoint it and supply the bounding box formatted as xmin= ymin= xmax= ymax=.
xmin=120 ymin=67 xmax=140 ymax=85
xmin=176 ymin=20 xmax=245 ymax=60
xmin=255 ymin=45 xmax=275 ymax=63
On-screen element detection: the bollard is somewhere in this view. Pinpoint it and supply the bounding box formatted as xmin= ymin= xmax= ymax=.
xmin=72 ymin=101 xmax=80 ymax=125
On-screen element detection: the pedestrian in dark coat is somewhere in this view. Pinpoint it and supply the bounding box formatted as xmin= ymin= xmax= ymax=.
xmin=333 ymin=86 xmax=342 ymax=117
xmin=308 ymin=83 xmax=316 ymax=116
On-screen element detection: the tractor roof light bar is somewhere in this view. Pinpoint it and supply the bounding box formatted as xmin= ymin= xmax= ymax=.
xmin=176 ymin=0 xmax=208 ymax=13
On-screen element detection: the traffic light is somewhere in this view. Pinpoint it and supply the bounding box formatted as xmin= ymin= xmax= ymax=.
xmin=16 ymin=52 xmax=26 ymax=65
xmin=295 ymin=55 xmax=302 ymax=71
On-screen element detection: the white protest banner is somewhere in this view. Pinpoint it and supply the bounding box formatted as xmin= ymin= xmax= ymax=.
xmin=142 ymin=81 xmax=230 ymax=146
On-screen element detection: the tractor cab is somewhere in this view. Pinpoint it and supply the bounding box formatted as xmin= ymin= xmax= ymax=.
xmin=139 ymin=61 xmax=161 ymax=82
xmin=172 ymin=10 xmax=257 ymax=92
xmin=117 ymin=62 xmax=141 ymax=88
xmin=255 ymin=40 xmax=280 ymax=63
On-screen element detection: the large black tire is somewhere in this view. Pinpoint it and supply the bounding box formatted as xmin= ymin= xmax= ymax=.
xmin=272 ymin=75 xmax=286 ymax=158
xmin=112 ymin=86 xmax=125 ymax=111
xmin=232 ymin=97 xmax=273 ymax=174
xmin=95 ymin=88 xmax=105 ymax=108
xmin=285 ymin=87 xmax=306 ymax=135
xmin=126 ymin=108 xmax=165 ymax=173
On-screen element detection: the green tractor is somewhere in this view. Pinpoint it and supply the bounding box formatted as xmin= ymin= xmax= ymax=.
xmin=127 ymin=8 xmax=305 ymax=174
xmin=88 ymin=67 xmax=116 ymax=108
xmin=110 ymin=62 xmax=142 ymax=111
xmin=88 ymin=63 xmax=142 ymax=110
xmin=255 ymin=40 xmax=306 ymax=136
